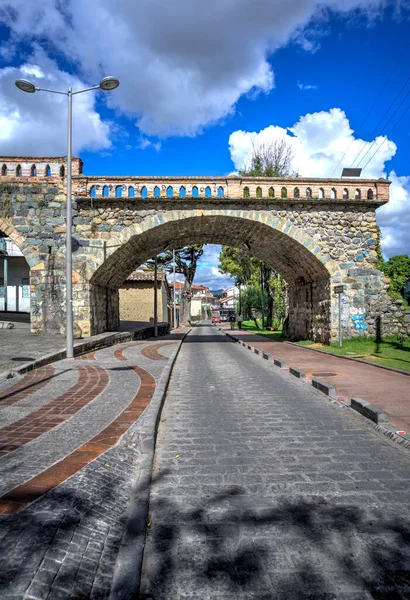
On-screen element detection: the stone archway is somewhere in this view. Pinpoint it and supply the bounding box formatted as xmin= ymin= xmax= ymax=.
xmin=87 ymin=214 xmax=335 ymax=342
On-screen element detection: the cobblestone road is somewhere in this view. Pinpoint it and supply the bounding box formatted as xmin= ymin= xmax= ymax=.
xmin=0 ymin=335 xmax=180 ymax=599
xmin=140 ymin=323 xmax=410 ymax=600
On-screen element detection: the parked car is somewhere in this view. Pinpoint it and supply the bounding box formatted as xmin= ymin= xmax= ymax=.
xmin=211 ymin=311 xmax=221 ymax=323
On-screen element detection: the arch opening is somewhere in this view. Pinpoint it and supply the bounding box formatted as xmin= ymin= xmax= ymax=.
xmin=89 ymin=215 xmax=331 ymax=342
xmin=0 ymin=230 xmax=31 ymax=322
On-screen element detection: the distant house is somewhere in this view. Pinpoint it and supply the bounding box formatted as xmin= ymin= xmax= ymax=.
xmin=219 ymin=284 xmax=239 ymax=310
xmin=119 ymin=270 xmax=170 ymax=323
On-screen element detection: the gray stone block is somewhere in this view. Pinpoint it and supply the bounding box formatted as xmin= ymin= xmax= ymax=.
xmin=351 ymin=397 xmax=389 ymax=424
xmin=289 ymin=367 xmax=306 ymax=380
xmin=312 ymin=378 xmax=338 ymax=399
xmin=273 ymin=359 xmax=286 ymax=368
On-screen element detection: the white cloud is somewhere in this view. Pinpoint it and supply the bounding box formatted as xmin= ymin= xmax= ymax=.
xmin=0 ymin=0 xmax=406 ymax=139
xmin=193 ymin=245 xmax=234 ymax=290
xmin=0 ymin=48 xmax=111 ymax=155
xmin=228 ymin=108 xmax=410 ymax=257
xmin=297 ymin=82 xmax=318 ymax=90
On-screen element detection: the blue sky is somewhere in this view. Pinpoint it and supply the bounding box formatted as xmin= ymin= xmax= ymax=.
xmin=0 ymin=1 xmax=409 ymax=289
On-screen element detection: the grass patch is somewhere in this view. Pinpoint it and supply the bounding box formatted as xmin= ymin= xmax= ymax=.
xmin=294 ymin=336 xmax=410 ymax=373
xmin=240 ymin=320 xmax=285 ymax=341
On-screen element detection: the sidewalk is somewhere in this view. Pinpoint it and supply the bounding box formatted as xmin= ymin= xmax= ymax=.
xmin=220 ymin=324 xmax=410 ymax=433
xmin=0 ymin=320 xmax=167 ymax=373
xmin=0 ymin=331 xmax=184 ymax=600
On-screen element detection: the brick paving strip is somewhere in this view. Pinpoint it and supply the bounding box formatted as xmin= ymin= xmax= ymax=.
xmin=75 ymin=351 xmax=97 ymax=361
xmin=0 ymin=365 xmax=109 ymax=457
xmin=220 ymin=325 xmax=410 ymax=433
xmin=139 ymin=342 xmax=177 ymax=361
xmin=113 ymin=342 xmax=143 ymax=361
xmin=0 ymin=364 xmax=54 ymax=407
xmin=0 ymin=365 xmax=155 ymax=515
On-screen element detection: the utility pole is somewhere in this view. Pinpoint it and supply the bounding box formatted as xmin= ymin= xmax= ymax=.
xmin=173 ymin=249 xmax=177 ymax=328
xmin=154 ymin=255 xmax=158 ymax=337
xmin=260 ymin=265 xmax=265 ymax=331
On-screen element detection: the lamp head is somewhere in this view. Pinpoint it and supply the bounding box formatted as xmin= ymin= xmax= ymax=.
xmin=99 ymin=76 xmax=120 ymax=91
xmin=15 ymin=79 xmax=36 ymax=93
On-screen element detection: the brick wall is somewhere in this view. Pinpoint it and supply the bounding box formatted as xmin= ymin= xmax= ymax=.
xmin=119 ymin=281 xmax=167 ymax=322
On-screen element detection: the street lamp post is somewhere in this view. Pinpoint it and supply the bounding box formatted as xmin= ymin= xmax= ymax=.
xmin=15 ymin=76 xmax=119 ymax=358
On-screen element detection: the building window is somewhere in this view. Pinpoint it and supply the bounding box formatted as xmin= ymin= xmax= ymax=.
xmin=217 ymin=186 xmax=224 ymax=197
xmin=367 ymin=188 xmax=374 ymax=199
xmin=128 ymin=186 xmax=135 ymax=198
xmin=45 ymin=165 xmax=51 ymax=177
xmin=306 ymin=188 xmax=312 ymax=198
xmin=22 ymin=278 xmax=30 ymax=298
xmin=115 ymin=186 xmax=122 ymax=198
xmin=16 ymin=165 xmax=22 ymax=177
xmin=141 ymin=186 xmax=148 ymax=198
xmin=256 ymin=186 xmax=262 ymax=198
xmin=281 ymin=187 xmax=287 ymax=198
xmin=294 ymin=187 xmax=300 ymax=198
xmin=154 ymin=186 xmax=161 ymax=197
xmin=90 ymin=186 xmax=96 ymax=198
xmin=343 ymin=188 xmax=349 ymax=199
xmin=331 ymin=188 xmax=337 ymax=200
xmin=355 ymin=189 xmax=361 ymax=200
xmin=243 ymin=186 xmax=250 ymax=198
xmin=268 ymin=187 xmax=274 ymax=198
xmin=167 ymin=186 xmax=174 ymax=198
xmin=180 ymin=186 xmax=186 ymax=197
xmin=31 ymin=164 xmax=37 ymax=177
xmin=319 ymin=187 xmax=324 ymax=199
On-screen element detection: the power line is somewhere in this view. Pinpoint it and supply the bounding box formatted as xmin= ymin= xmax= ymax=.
xmin=330 ymin=39 xmax=410 ymax=176
xmin=352 ymin=75 xmax=410 ymax=167
xmin=356 ymin=85 xmax=410 ymax=167
xmin=361 ymin=103 xmax=410 ymax=172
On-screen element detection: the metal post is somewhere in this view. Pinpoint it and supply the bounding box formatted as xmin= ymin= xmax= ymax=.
xmin=204 ymin=287 xmax=207 ymax=320
xmin=154 ymin=255 xmax=158 ymax=337
xmin=339 ymin=292 xmax=342 ymax=347
xmin=3 ymin=253 xmax=8 ymax=312
xmin=173 ymin=250 xmax=177 ymax=328
xmin=260 ymin=266 xmax=265 ymax=331
xmin=65 ymin=88 xmax=74 ymax=358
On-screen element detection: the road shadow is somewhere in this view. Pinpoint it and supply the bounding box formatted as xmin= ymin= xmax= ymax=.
xmin=140 ymin=476 xmax=410 ymax=599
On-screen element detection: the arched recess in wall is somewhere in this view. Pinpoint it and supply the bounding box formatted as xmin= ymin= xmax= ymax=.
xmin=115 ymin=186 xmax=122 ymax=198
xmin=343 ymin=188 xmax=349 ymax=199
xmin=367 ymin=189 xmax=374 ymax=199
xmin=180 ymin=186 xmax=186 ymax=198
xmin=256 ymin=186 xmax=262 ymax=198
xmin=141 ymin=186 xmax=148 ymax=198
xmin=103 ymin=185 xmax=109 ymax=197
xmin=205 ymin=186 xmax=211 ymax=198
xmin=192 ymin=186 xmax=198 ymax=197
xmin=294 ymin=187 xmax=300 ymax=198
xmin=319 ymin=188 xmax=324 ymax=199
xmin=89 ymin=214 xmax=333 ymax=341
xmin=1 ymin=164 xmax=7 ymax=176
xmin=45 ymin=165 xmax=51 ymax=177
xmin=243 ymin=186 xmax=250 ymax=198
xmin=167 ymin=186 xmax=173 ymax=198
xmin=306 ymin=188 xmax=312 ymax=198
xmin=31 ymin=165 xmax=37 ymax=177
xmin=0 ymin=219 xmax=42 ymax=320
xmin=218 ymin=187 xmax=224 ymax=198
xmin=128 ymin=186 xmax=135 ymax=198
xmin=269 ymin=187 xmax=274 ymax=198
xmin=60 ymin=165 xmax=65 ymax=178
xmin=16 ymin=165 xmax=22 ymax=177
xmin=281 ymin=187 xmax=287 ymax=198
xmin=355 ymin=189 xmax=361 ymax=200
xmin=331 ymin=188 xmax=337 ymax=200
xmin=154 ymin=186 xmax=161 ymax=198
xmin=90 ymin=186 xmax=96 ymax=198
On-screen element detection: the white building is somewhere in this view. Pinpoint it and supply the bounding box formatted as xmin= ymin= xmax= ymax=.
xmin=219 ymin=284 xmax=239 ymax=310
xmin=0 ymin=237 xmax=30 ymax=313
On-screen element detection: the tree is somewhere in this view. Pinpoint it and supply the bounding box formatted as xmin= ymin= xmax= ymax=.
xmin=380 ymin=255 xmax=410 ymax=299
xmin=218 ymin=246 xmax=288 ymax=329
xmin=148 ymin=245 xmax=204 ymax=325
xmin=239 ymin=138 xmax=295 ymax=177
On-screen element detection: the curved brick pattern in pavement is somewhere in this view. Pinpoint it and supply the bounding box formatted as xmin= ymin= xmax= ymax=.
xmin=0 ymin=365 xmax=54 ymax=407
xmin=113 ymin=342 xmax=143 ymax=361
xmin=0 ymin=364 xmax=155 ymax=515
xmin=140 ymin=342 xmax=176 ymax=361
xmin=75 ymin=350 xmax=96 ymax=361
xmin=140 ymin=324 xmax=410 ymax=599
xmin=0 ymin=365 xmax=109 ymax=457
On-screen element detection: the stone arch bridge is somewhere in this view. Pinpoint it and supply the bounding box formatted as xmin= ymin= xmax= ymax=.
xmin=0 ymin=155 xmax=397 ymax=343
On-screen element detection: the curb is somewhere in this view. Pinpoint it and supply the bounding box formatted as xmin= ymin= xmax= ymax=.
xmin=0 ymin=323 xmax=170 ymax=382
xmin=109 ymin=330 xmax=189 ymax=600
xmin=218 ymin=327 xmax=410 ymax=451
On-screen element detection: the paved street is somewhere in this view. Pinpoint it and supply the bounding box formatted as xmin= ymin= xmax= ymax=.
xmin=141 ymin=323 xmax=410 ymax=599
xmin=0 ymin=335 xmax=181 ymax=599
